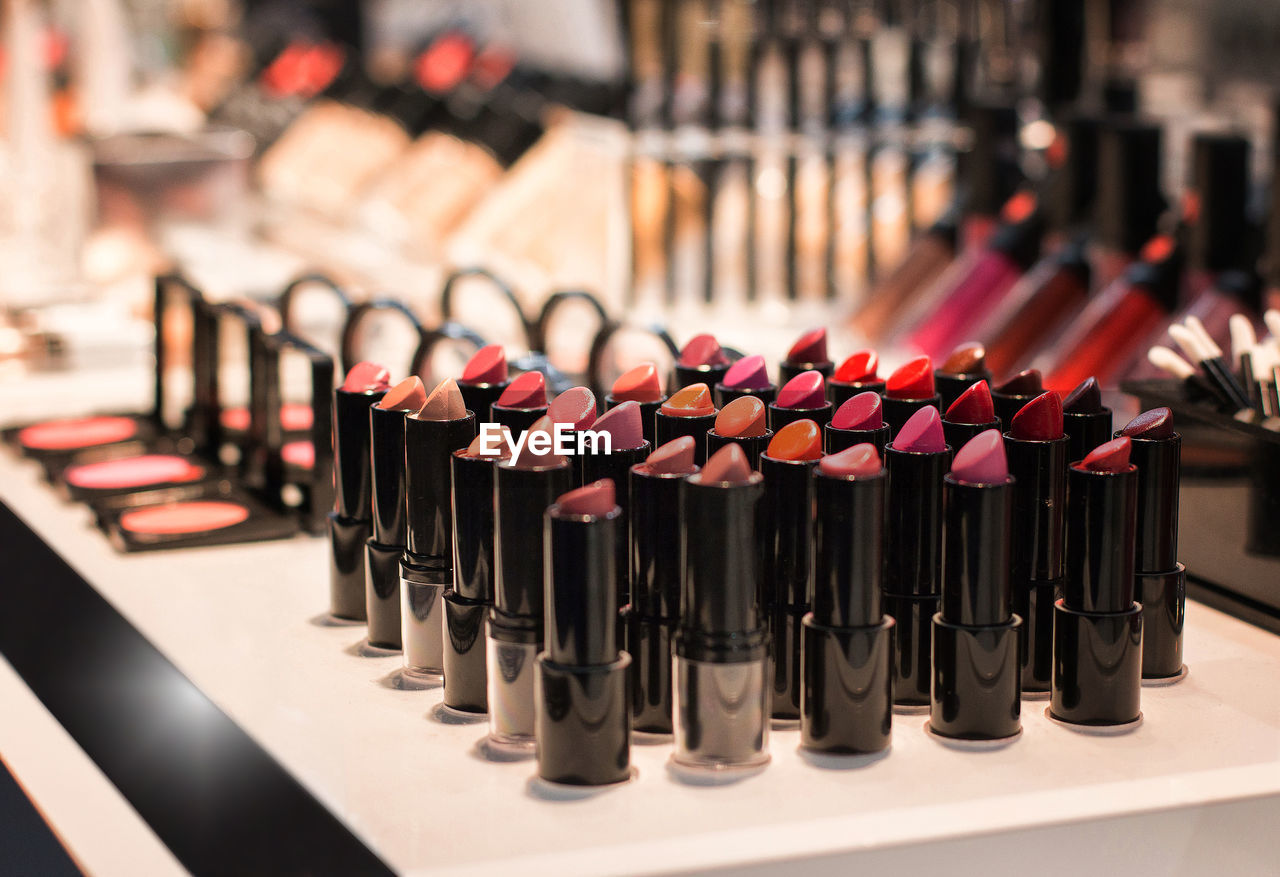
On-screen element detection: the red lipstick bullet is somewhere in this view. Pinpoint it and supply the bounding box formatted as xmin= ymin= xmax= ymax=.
xmin=942 ymin=379 xmax=1000 ymax=450
xmin=458 ymin=344 xmax=510 ymax=423
xmin=825 ymin=391 xmax=891 ymax=454
xmin=490 ymin=371 xmax=549 ymax=438
xmin=673 ymin=334 xmax=732 ymax=391
xmin=882 ymin=356 xmax=941 ymax=435
xmin=828 ymin=349 xmax=885 ymax=407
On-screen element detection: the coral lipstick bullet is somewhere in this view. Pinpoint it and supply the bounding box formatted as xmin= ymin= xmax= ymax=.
xmin=707 ymin=396 xmax=771 ymax=468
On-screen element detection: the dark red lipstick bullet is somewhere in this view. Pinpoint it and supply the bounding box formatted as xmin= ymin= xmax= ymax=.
xmin=673 ymin=334 xmax=732 ymax=391
xmin=707 ymin=396 xmax=771 ymax=468
xmin=828 ymin=349 xmax=885 ymax=407
xmin=715 ymin=354 xmax=777 ymax=408
xmin=882 ymin=356 xmax=941 ymax=435
xmin=991 ymin=369 xmax=1043 ymax=427
xmin=935 ymin=342 xmax=993 ymax=411
xmin=491 ymin=370 xmax=548 ymax=438
xmin=768 ymin=370 xmax=834 ymax=433
xmin=1062 ymin=376 xmax=1113 ymax=465
xmin=825 ymin=391 xmax=891 ymax=454
xmin=458 ymin=344 xmax=510 ymax=423
xmin=942 ymin=380 xmax=999 ymax=450
xmin=779 ymin=327 xmax=834 ymax=387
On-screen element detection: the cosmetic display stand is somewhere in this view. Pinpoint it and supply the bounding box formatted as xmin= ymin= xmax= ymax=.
xmin=2 ymin=380 xmax=1280 ymax=876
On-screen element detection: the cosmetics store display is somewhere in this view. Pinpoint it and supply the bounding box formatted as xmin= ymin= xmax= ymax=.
xmin=5 ymin=0 xmax=1280 ymax=873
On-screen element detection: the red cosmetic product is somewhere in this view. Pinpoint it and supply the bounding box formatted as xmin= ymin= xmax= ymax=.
xmin=990 ymin=368 xmax=1044 ymax=427
xmin=627 ymin=437 xmax=699 ymax=735
xmin=804 ymin=443 xmax=893 ymax=754
xmin=931 ymin=430 xmax=1021 ymax=742
xmin=941 ymin=380 xmax=999 ymax=450
xmin=491 ymin=371 xmax=549 ymax=438
xmin=536 ymin=479 xmax=631 ymax=786
xmin=458 ymin=344 xmax=510 ymax=423
xmin=768 ymin=371 xmax=834 ymax=433
xmin=655 ymin=384 xmax=718 ymax=465
xmin=673 ymin=334 xmax=732 ymax=391
xmin=1052 ymin=436 xmax=1143 ymax=727
xmin=581 ymin=400 xmax=650 ymax=611
xmin=825 ymin=391 xmax=891 ymax=455
xmin=779 ymin=327 xmax=834 ymax=387
xmin=674 ymin=444 xmax=769 ymax=770
xmin=707 ymin=396 xmax=772 ymax=469
xmin=400 ymin=379 xmax=477 ymax=679
xmin=1062 ymin=376 xmax=1113 ymax=464
xmin=882 ymin=355 xmax=941 ymax=435
xmin=65 ymin=455 xmax=206 ymax=491
xmin=715 ymin=354 xmax=778 ymax=408
xmin=828 ymin=349 xmax=886 ymax=407
xmin=606 ymin=362 xmax=665 ymax=448
xmin=1119 ymin=408 xmax=1185 ymax=680
xmin=934 ymin=342 xmax=993 ymax=412
xmin=882 ymin=405 xmax=950 ymax=707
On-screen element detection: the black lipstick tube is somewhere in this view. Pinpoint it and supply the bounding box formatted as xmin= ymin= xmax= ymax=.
xmin=605 ymin=392 xmax=664 ymax=448
xmin=674 ymin=471 xmax=770 ymax=770
xmin=802 ymin=466 xmax=894 ymax=754
xmin=779 ymin=358 xmax=834 ymax=389
xmin=706 ymin=428 xmax=772 ymax=470
xmin=1064 ymin=405 xmax=1112 ymax=464
xmin=1051 ymin=462 xmax=1142 ymax=726
xmin=655 ymin=410 xmax=718 ymax=464
xmin=767 ymin=400 xmax=834 ymax=433
xmin=582 ymin=441 xmax=651 ymax=610
xmin=491 ymin=400 xmax=548 ymax=439
xmin=536 ymin=500 xmax=631 ymax=786
xmin=489 ymin=459 xmax=573 ymax=746
xmin=1004 ymin=432 xmax=1067 ymax=693
xmin=824 ymin=422 xmax=891 ymax=454
xmin=935 ymin=367 xmax=991 ymax=412
xmin=366 ymin=403 xmax=413 ymax=648
xmin=673 ymin=362 xmax=731 ymax=392
xmin=714 ymin=382 xmax=777 ymax=409
xmin=992 ymin=389 xmax=1039 ymax=429
xmin=459 ymin=379 xmax=509 ymax=424
xmin=444 ymin=451 xmax=498 ymax=714
xmin=881 ymin=394 xmax=941 ymax=436
xmin=329 ymin=383 xmax=387 ymax=620
xmin=828 ymin=378 xmax=886 ymax=408
xmin=883 ymin=441 xmax=949 ymax=706
xmin=931 ymin=474 xmax=1022 ymax=741
xmin=942 ymin=416 xmax=1000 ymax=451
xmin=1123 ymin=428 xmax=1184 ymax=679
xmin=400 ymin=411 xmax=477 ymax=678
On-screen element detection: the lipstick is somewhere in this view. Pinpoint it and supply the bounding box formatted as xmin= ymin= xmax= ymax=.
xmin=444 ymin=430 xmax=511 ymax=715
xmin=400 ymin=379 xmax=476 ymax=678
xmin=329 ymin=362 xmax=390 ymax=620
xmin=1051 ymin=437 xmax=1143 ymax=727
xmin=931 ymin=430 xmax=1022 ymax=742
xmin=655 ymin=383 xmax=718 ymax=465
xmin=674 ymin=444 xmax=769 ymax=771
xmin=802 ymin=444 xmax=893 ymax=754
xmin=605 ymin=362 xmax=665 ymax=447
xmin=942 ymin=380 xmax=999 ymax=450
xmin=582 ymin=400 xmax=650 ymax=612
xmin=991 ymin=369 xmax=1043 ymax=427
xmin=828 ymin=349 xmax=886 ymax=407
xmin=366 ymin=376 xmax=428 ymax=649
xmin=1119 ymin=408 xmax=1185 ymax=681
xmin=826 ymin=392 xmax=891 ymax=454
xmin=489 ymin=416 xmax=573 ymax=748
xmin=1004 ymin=391 xmax=1068 ymax=693
xmin=673 ymin=333 xmax=731 ymax=391
xmin=1062 ymin=376 xmax=1113 ymax=465
xmin=490 ymin=371 xmax=548 ymax=438
xmin=715 ymin=354 xmax=778 ymax=408
xmin=883 ymin=405 xmax=949 ymax=707
xmin=882 ymin=355 xmax=941 ymax=435
xmin=458 ymin=344 xmax=509 ymax=423
xmin=627 ymin=437 xmax=699 ymax=736
xmin=779 ymin=327 xmax=835 ymax=387
xmin=935 ymin=343 xmax=993 ymax=411
xmin=548 ymin=386 xmax=599 ymax=485
xmin=768 ymin=371 xmax=833 ymax=433
xmin=706 ymin=396 xmax=771 ymax=468
xmin=536 ymin=479 xmax=632 ymax=786
xmin=760 ymin=420 xmax=823 ymax=721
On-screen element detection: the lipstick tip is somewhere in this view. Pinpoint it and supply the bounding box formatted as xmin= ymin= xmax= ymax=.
xmin=776 ymin=370 xmax=826 ymax=409
xmin=1121 ymin=407 xmax=1174 ymax=439
xmin=951 ymin=429 xmax=1009 ymax=485
xmin=495 ymin=371 xmax=547 ymax=409
xmin=417 ymin=378 xmax=468 ymax=421
xmin=995 ymin=369 xmax=1043 ymax=396
xmin=377 ymin=376 xmax=427 ymax=411
xmin=510 ymin=415 xmax=567 ymax=468
xmin=463 ymin=426 xmax=512 ymax=459
xmin=556 ymin=479 xmax=617 ymax=517
xmin=1062 ymin=376 xmax=1103 ymax=413
xmin=341 ymin=361 xmax=392 ymax=393
xmin=722 ymin=354 xmax=772 ymax=390
xmin=766 ymin=419 xmax=823 ymax=461
xmin=661 ymin=383 xmax=715 ymax=416
xmin=1079 ymin=436 xmax=1132 ymax=472
xmin=461 ymin=344 xmax=508 ymax=385
xmin=831 ymin=391 xmax=883 ymax=430
xmin=643 ymin=437 xmax=698 ymax=475
xmin=611 ymin=362 xmax=664 ymax=403
xmin=834 ymin=349 xmax=878 ymax=383
xmin=819 ymin=442 xmax=882 ymax=477
xmin=944 ymin=380 xmax=996 ymax=425
xmin=940 ymin=342 xmax=986 ymax=375
xmin=1008 ymin=391 xmax=1064 ymax=440
xmin=548 ymin=386 xmax=598 ymax=430
xmin=592 ymin=400 xmax=646 ymax=450
xmin=698 ymin=443 xmax=754 ymax=484
xmin=893 ymin=405 xmax=947 ymax=454
xmin=786 ymin=327 xmax=829 ymax=364
xmin=886 ymin=356 xmax=935 ymax=400
xmin=678 ymin=333 xmax=729 ymax=367
xmin=714 ymin=396 xmax=767 ymax=437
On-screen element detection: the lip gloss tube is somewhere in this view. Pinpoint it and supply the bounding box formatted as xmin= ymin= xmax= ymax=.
xmin=673 ymin=444 xmax=769 ymax=771
xmin=655 ymin=384 xmax=718 ymax=464
xmin=366 ymin=377 xmax=428 ymax=649
xmin=1062 ymin=377 xmax=1113 ymax=465
xmin=673 ymin=334 xmax=732 ymax=391
xmin=779 ymin=328 xmax=835 ymax=388
xmin=400 ymin=379 xmax=476 ymax=678
xmin=935 ymin=343 xmax=992 ymax=412
xmin=329 ymin=363 xmax=390 ymax=620
xmin=535 ymin=480 xmax=632 ymax=786
xmin=990 ymin=369 xmax=1043 ymax=427
xmin=1119 ymin=408 xmax=1185 ymax=681
xmin=706 ymin=396 xmax=772 ymax=469
xmin=931 ymin=430 xmax=1022 ymax=742
xmin=490 ymin=371 xmax=549 ymax=439
xmin=802 ymin=444 xmax=894 ymax=754
xmin=606 ymin=362 xmax=666 ymax=448
xmin=941 ymin=380 xmax=999 ymax=450
xmin=458 ymin=344 xmax=510 ymax=425
xmin=825 ymin=392 xmax=892 ymax=454
xmin=767 ymin=371 xmax=833 ymax=433
xmin=828 ymin=350 xmax=886 ymax=408
xmin=881 ymin=356 xmax=941 ymax=435
xmin=1051 ymin=436 xmax=1143 ymax=726
xmin=715 ymin=354 xmax=778 ymax=409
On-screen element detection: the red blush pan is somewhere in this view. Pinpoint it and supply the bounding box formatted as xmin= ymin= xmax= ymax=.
xmin=221 ymin=403 xmax=313 ymax=433
xmin=65 ymin=455 xmax=205 ymax=490
xmin=282 ymin=440 xmax=315 ymax=469
xmin=19 ymin=417 xmax=138 ymax=451
xmin=119 ymin=501 xmax=250 ymax=536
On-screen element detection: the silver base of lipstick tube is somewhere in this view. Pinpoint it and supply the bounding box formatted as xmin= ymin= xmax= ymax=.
xmin=672 ymin=655 xmax=770 ymax=771
xmin=486 ymin=635 xmax=538 ymax=748
xmin=400 ymin=578 xmax=446 ymax=677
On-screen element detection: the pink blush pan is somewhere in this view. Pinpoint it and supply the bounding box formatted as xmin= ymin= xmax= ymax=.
xmin=19 ymin=416 xmax=138 ymax=451
xmin=119 ymin=501 xmax=250 ymax=536
xmin=65 ymin=455 xmax=205 ymax=490
xmin=282 ymin=440 xmax=315 ymax=469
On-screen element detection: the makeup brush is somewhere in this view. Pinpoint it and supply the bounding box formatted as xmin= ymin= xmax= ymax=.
xmin=1263 ymin=308 xmax=1280 ymax=347
xmin=1147 ymin=345 xmax=1231 ymax=408
xmin=1168 ymin=323 xmax=1252 ymax=412
xmin=1229 ymin=313 xmax=1257 ymax=375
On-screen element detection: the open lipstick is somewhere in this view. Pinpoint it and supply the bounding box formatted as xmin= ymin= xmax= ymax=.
xmin=400 ymin=378 xmax=477 ymax=678
xmin=1120 ymin=408 xmax=1185 ymax=681
xmin=582 ymin=400 xmax=651 ymax=612
xmin=673 ymin=334 xmax=732 ymax=391
xmin=536 ymin=479 xmax=632 ymax=786
xmin=606 ymin=362 xmax=666 ymax=447
xmin=548 ymin=386 xmax=599 ymax=485
xmin=826 ymin=392 xmax=891 ymax=454
xmin=1062 ymin=376 xmax=1113 ymax=465
xmin=366 ymin=375 xmax=427 ymax=649
xmin=768 ymin=371 xmax=833 ymax=433
xmin=655 ymin=383 xmax=718 ymax=465
xmin=803 ymin=443 xmax=893 ymax=754
xmin=627 ymin=437 xmax=699 ymax=736
xmin=674 ymin=444 xmax=769 ymax=771
xmin=942 ymin=380 xmax=999 ymax=450
xmin=458 ymin=344 xmax=510 ymax=423
xmin=931 ymin=430 xmax=1022 ymax=742
xmin=707 ymin=396 xmax=771 ymax=468
xmin=1052 ymin=436 xmax=1143 ymax=727
xmin=991 ymin=369 xmax=1043 ymax=427
xmin=715 ymin=354 xmax=778 ymax=408
xmin=935 ymin=343 xmax=993 ymax=411
xmin=779 ymin=327 xmax=834 ymax=388
xmin=828 ymin=349 xmax=885 ymax=407
xmin=882 ymin=355 xmax=941 ymax=435
xmin=883 ymin=405 xmax=950 ymax=708
xmin=490 ymin=371 xmax=548 ymax=438
xmin=1005 ymin=391 xmax=1068 ymax=693
xmin=445 ymin=429 xmax=512 ymax=715
xmin=489 ymin=416 xmax=573 ymax=748
xmin=760 ymin=420 xmax=823 ymax=721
